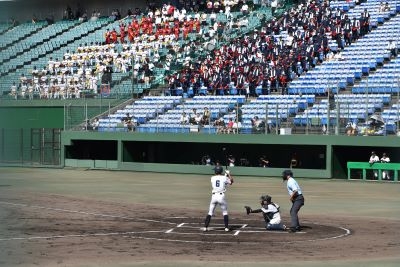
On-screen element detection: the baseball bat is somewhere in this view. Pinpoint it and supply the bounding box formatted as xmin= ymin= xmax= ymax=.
xmin=222 ymin=147 xmax=228 ymax=170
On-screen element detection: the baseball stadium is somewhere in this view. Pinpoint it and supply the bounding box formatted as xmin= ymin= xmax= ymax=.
xmin=0 ymin=0 xmax=399 ymax=266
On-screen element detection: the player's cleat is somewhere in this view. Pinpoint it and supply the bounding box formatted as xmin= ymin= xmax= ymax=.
xmin=202 ymin=227 xmax=208 ymax=232
xmin=224 ymin=227 xmax=230 ymax=232
xmin=283 ymin=225 xmax=287 ymax=230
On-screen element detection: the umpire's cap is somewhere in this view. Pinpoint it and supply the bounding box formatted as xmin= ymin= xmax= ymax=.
xmin=282 ymin=169 xmax=293 ymax=180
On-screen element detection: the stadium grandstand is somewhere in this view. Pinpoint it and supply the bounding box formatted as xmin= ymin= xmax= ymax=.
xmin=0 ymin=0 xmax=399 ymax=179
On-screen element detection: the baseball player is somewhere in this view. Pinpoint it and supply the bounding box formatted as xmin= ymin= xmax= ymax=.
xmin=380 ymin=152 xmax=391 ymax=180
xmin=203 ymin=165 xmax=234 ymax=232
xmin=282 ymin=170 xmax=304 ymax=233
xmin=369 ymin=151 xmax=380 ymax=179
xmin=245 ymin=195 xmax=286 ymax=231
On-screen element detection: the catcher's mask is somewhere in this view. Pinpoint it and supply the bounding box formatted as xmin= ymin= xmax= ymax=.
xmin=260 ymin=195 xmax=271 ymax=203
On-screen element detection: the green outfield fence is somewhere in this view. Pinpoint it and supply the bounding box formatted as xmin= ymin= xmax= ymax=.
xmin=0 ymin=128 xmax=61 ymax=166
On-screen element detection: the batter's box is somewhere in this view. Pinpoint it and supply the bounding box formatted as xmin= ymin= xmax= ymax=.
xmin=140 ymin=217 xmax=351 ymax=244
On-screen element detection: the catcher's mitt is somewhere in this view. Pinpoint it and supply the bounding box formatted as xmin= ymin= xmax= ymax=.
xmin=244 ymin=206 xmax=252 ymax=215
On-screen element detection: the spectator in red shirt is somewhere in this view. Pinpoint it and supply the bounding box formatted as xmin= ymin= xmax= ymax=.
xmin=119 ymin=23 xmax=126 ymax=43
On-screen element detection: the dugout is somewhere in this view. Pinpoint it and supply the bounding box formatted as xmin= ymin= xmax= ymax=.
xmin=1 ymin=101 xmax=399 ymax=179
xmin=61 ymin=131 xmax=400 ymax=179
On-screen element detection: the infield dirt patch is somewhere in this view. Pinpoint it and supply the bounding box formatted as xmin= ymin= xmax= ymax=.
xmin=0 ymin=192 xmax=398 ymax=267
xmin=0 ymin=168 xmax=399 ymax=267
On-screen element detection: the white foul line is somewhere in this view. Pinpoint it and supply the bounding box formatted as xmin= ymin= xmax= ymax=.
xmin=0 ymin=230 xmax=164 ymax=242
xmin=0 ymin=201 xmax=175 ymax=225
xmin=234 ymin=224 xmax=248 ymax=236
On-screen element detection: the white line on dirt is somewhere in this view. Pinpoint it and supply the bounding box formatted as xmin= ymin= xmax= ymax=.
xmin=234 ymin=224 xmax=248 ymax=236
xmin=0 ymin=231 xmax=164 ymax=242
xmin=0 ymin=201 xmax=352 ymax=244
xmin=0 ymin=201 xmax=175 ymax=225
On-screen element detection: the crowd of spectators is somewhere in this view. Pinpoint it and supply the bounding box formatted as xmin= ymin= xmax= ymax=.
xmin=103 ymin=1 xmax=255 ymax=45
xmin=8 ymin=0 xmax=388 ymax=101
xmin=10 ymin=63 xmax=98 ymax=100
xmin=214 ymin=117 xmax=243 ymax=133
xmin=10 ymin=1 xmax=248 ymax=99
xmin=165 ymin=0 xmax=374 ymax=97
xmin=10 ymin=29 xmax=180 ymax=99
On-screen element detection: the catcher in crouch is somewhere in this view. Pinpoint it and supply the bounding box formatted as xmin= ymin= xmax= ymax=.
xmin=245 ymin=195 xmax=286 ymax=231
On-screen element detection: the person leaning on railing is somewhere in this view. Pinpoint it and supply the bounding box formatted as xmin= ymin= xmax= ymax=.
xmin=380 ymin=153 xmax=391 ymax=180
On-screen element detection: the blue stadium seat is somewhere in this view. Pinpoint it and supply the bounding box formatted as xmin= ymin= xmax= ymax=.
xmin=361 ymin=67 xmax=369 ymax=76
xmin=230 ymin=88 xmax=238 ymax=95
xmin=187 ymin=87 xmax=194 ymax=97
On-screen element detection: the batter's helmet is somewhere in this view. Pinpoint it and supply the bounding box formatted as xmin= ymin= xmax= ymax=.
xmin=214 ymin=165 xmax=224 ymax=175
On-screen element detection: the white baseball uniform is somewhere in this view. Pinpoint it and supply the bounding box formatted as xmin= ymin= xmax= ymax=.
xmin=207 ymin=174 xmax=232 ymax=216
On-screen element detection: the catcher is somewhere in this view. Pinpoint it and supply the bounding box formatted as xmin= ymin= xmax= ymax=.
xmin=245 ymin=195 xmax=286 ymax=231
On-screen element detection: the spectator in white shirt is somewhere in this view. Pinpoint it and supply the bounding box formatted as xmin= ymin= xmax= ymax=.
xmin=10 ymin=82 xmax=17 ymax=99
xmin=387 ymin=40 xmax=397 ymax=58
xmin=180 ymin=112 xmax=189 ymax=124
xmin=368 ymin=151 xmax=380 ymax=179
xmin=271 ymin=0 xmax=278 ymax=15
xmin=380 ymin=153 xmax=391 ymax=180
xmin=241 ymin=3 xmax=249 ymax=15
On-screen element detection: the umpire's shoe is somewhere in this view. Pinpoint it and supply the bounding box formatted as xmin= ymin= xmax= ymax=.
xmin=289 ymin=226 xmax=301 ymax=233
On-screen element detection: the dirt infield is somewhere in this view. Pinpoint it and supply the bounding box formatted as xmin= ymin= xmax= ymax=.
xmin=0 ymin=168 xmax=399 ymax=267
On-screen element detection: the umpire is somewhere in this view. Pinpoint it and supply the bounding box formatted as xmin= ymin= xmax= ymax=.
xmin=282 ymin=170 xmax=305 ymax=233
